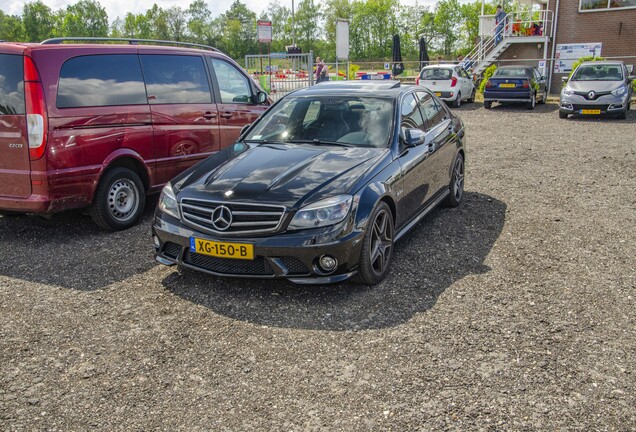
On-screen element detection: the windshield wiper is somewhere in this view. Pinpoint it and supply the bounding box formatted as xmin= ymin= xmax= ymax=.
xmin=243 ymin=139 xmax=270 ymax=144
xmin=287 ymin=139 xmax=352 ymax=147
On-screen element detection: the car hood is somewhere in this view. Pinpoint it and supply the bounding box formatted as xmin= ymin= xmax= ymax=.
xmin=177 ymin=143 xmax=388 ymax=209
xmin=566 ymin=80 xmax=624 ymax=93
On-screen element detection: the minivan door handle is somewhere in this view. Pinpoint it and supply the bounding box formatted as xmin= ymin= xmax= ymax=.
xmin=203 ymin=111 xmax=216 ymax=120
xmin=220 ymin=112 xmax=233 ymax=119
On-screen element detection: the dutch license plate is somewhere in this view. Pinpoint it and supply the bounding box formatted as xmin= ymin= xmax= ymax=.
xmin=581 ymin=109 xmax=601 ymax=115
xmin=435 ymin=92 xmax=442 ymax=96
xmin=190 ymin=237 xmax=254 ymax=260
xmin=499 ymin=83 xmax=516 ymax=88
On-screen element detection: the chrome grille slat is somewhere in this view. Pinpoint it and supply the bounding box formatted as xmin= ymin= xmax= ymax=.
xmin=180 ymin=198 xmax=286 ymax=235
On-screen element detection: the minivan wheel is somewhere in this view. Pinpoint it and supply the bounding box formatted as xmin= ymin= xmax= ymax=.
xmin=356 ymin=202 xmax=394 ymax=285
xmin=443 ymin=154 xmax=464 ymax=208
xmin=467 ymin=89 xmax=476 ymax=103
xmin=90 ymin=167 xmax=145 ymax=231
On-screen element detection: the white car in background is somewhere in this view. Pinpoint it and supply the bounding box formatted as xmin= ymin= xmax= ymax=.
xmin=416 ymin=64 xmax=476 ymax=108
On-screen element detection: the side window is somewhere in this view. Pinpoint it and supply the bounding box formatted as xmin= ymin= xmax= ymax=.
xmin=140 ymin=55 xmax=211 ymax=104
xmin=400 ymin=94 xmax=425 ymax=130
xmin=417 ymin=91 xmax=446 ymax=129
xmin=57 ymin=55 xmax=146 ymax=108
xmin=210 ymin=59 xmax=252 ymax=104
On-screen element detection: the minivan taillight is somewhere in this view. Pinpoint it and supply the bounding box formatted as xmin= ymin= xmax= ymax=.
xmin=450 ymin=76 xmax=458 ymax=87
xmin=24 ymin=56 xmax=47 ymax=160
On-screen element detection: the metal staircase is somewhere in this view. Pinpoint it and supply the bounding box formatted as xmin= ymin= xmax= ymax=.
xmin=463 ymin=10 xmax=553 ymax=77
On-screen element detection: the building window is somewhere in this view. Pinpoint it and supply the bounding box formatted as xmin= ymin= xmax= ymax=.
xmin=580 ymin=0 xmax=636 ymax=10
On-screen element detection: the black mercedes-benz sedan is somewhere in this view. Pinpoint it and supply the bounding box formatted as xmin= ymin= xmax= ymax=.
xmin=152 ymin=81 xmax=466 ymax=285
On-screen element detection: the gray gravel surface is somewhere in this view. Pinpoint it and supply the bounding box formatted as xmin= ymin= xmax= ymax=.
xmin=1 ymin=103 xmax=635 ymax=431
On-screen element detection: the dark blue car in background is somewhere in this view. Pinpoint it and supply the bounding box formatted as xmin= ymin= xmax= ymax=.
xmin=483 ymin=65 xmax=548 ymax=110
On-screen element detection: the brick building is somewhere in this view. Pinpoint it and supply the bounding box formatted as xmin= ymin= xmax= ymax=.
xmin=475 ymin=0 xmax=636 ymax=93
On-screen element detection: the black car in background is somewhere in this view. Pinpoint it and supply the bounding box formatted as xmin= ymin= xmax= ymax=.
xmin=152 ymin=81 xmax=466 ymax=285
xmin=483 ymin=65 xmax=548 ymax=110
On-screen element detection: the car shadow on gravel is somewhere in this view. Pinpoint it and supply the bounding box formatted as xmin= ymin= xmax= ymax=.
xmin=162 ymin=192 xmax=506 ymax=331
xmin=0 ymin=197 xmax=158 ymax=291
xmin=485 ymin=102 xmax=559 ymax=113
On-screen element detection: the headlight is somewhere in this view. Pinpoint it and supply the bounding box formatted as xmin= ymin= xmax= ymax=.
xmin=158 ymin=183 xmax=180 ymax=219
xmin=288 ymin=195 xmax=352 ymax=230
xmin=611 ymin=86 xmax=626 ymax=97
xmin=562 ymin=87 xmax=574 ymax=97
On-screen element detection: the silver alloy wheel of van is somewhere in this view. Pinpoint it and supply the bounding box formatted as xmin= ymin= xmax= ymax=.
xmin=108 ymin=179 xmax=139 ymax=222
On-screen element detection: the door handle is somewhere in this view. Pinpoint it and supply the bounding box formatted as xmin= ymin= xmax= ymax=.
xmin=220 ymin=112 xmax=233 ymax=119
xmin=203 ymin=112 xmax=216 ymax=120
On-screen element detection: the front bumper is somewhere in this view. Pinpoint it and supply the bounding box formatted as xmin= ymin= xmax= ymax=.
xmin=559 ymin=93 xmax=629 ymax=115
xmin=152 ymin=212 xmax=365 ymax=284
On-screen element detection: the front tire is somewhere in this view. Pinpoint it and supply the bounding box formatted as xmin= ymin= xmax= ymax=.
xmin=356 ymin=202 xmax=394 ymax=285
xmin=484 ymin=101 xmax=492 ymax=109
xmin=538 ymin=89 xmax=547 ymax=104
xmin=443 ymin=154 xmax=465 ymax=208
xmin=89 ymin=167 xmax=145 ymax=231
xmin=559 ymin=111 xmax=568 ymax=119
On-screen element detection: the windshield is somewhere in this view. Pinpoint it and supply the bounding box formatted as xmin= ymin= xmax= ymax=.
xmin=244 ymin=95 xmax=394 ymax=148
xmin=571 ymin=64 xmax=624 ymax=81
xmin=493 ymin=68 xmax=531 ymax=78
xmin=420 ymin=68 xmax=453 ymax=80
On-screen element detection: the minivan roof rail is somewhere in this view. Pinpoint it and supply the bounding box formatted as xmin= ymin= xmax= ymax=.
xmin=40 ymin=37 xmax=221 ymax=52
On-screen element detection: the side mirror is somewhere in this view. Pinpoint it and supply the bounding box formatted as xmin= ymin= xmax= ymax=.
xmin=561 ymin=76 xmax=569 ymax=83
xmin=240 ymin=124 xmax=251 ymax=136
xmin=255 ymin=91 xmax=268 ymax=104
xmin=401 ymin=128 xmax=426 ymax=147
xmin=628 ymin=75 xmax=636 ymax=82
xmin=540 ymin=76 xmax=547 ymax=81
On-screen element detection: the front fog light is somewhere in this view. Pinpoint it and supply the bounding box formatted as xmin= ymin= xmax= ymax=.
xmin=153 ymin=236 xmax=161 ymax=249
xmin=319 ymin=255 xmax=338 ymax=272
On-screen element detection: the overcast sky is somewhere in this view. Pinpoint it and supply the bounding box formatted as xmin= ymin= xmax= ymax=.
xmin=0 ymin=0 xmax=443 ymax=22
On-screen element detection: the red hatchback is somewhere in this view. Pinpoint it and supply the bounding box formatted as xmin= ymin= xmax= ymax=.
xmin=0 ymin=38 xmax=270 ymax=230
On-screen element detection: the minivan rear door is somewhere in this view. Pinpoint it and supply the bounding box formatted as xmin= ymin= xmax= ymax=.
xmin=0 ymin=52 xmax=31 ymax=198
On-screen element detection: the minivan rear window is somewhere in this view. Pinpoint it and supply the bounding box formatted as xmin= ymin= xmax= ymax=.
xmin=0 ymin=54 xmax=25 ymax=115
xmin=57 ymin=55 xmax=147 ymax=108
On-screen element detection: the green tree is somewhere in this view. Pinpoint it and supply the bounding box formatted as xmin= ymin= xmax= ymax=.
xmin=0 ymin=11 xmax=26 ymax=41
xmin=217 ymin=0 xmax=257 ymax=59
xmin=22 ymin=1 xmax=55 ymax=42
xmin=434 ymin=0 xmax=461 ymax=55
xmin=265 ymin=4 xmax=292 ymax=52
xmin=187 ymin=0 xmax=213 ymax=44
xmin=165 ymin=6 xmax=187 ymax=41
xmin=322 ymin=0 xmax=354 ymax=55
xmin=61 ymin=0 xmax=109 ymax=37
xmin=295 ymin=0 xmax=322 ymax=53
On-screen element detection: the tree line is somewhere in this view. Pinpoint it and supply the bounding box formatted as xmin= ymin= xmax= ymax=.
xmin=0 ymin=0 xmax=516 ymax=61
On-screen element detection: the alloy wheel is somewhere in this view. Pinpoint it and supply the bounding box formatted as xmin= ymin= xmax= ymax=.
xmin=453 ymin=157 xmax=464 ymax=202
xmin=369 ymin=209 xmax=394 ymax=277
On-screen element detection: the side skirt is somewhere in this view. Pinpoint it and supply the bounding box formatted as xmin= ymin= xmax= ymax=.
xmin=394 ymin=188 xmax=450 ymax=242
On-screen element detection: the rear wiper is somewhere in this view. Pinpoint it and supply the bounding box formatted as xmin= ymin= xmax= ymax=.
xmin=287 ymin=139 xmax=352 ymax=147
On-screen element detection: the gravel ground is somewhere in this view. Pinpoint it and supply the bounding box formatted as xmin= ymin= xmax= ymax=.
xmin=1 ymin=103 xmax=635 ymax=431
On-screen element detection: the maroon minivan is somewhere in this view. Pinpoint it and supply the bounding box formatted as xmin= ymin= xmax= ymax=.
xmin=0 ymin=38 xmax=270 ymax=230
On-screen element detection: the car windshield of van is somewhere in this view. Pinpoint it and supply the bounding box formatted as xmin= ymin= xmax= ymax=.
xmin=571 ymin=64 xmax=624 ymax=81
xmin=493 ymin=68 xmax=531 ymax=78
xmin=420 ymin=68 xmax=452 ymax=80
xmin=244 ymin=96 xmax=394 ymax=148
xmin=0 ymin=54 xmax=25 ymax=115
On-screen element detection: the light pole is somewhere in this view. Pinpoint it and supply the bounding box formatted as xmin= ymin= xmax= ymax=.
xmin=292 ymin=0 xmax=296 ymax=48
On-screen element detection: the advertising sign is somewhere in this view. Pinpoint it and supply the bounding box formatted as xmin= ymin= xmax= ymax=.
xmin=336 ymin=19 xmax=350 ymax=60
xmin=554 ymin=43 xmax=602 ymax=73
xmin=257 ymin=20 xmax=272 ymax=43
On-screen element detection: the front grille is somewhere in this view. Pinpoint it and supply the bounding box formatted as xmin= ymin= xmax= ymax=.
xmin=184 ymin=250 xmax=273 ymax=275
xmin=572 ymin=104 xmax=610 ymax=111
xmin=180 ymin=199 xmax=286 ymax=235
xmin=573 ymin=91 xmax=610 ymax=100
xmin=279 ymin=256 xmax=310 ymax=275
xmin=163 ymin=242 xmax=182 ymax=259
